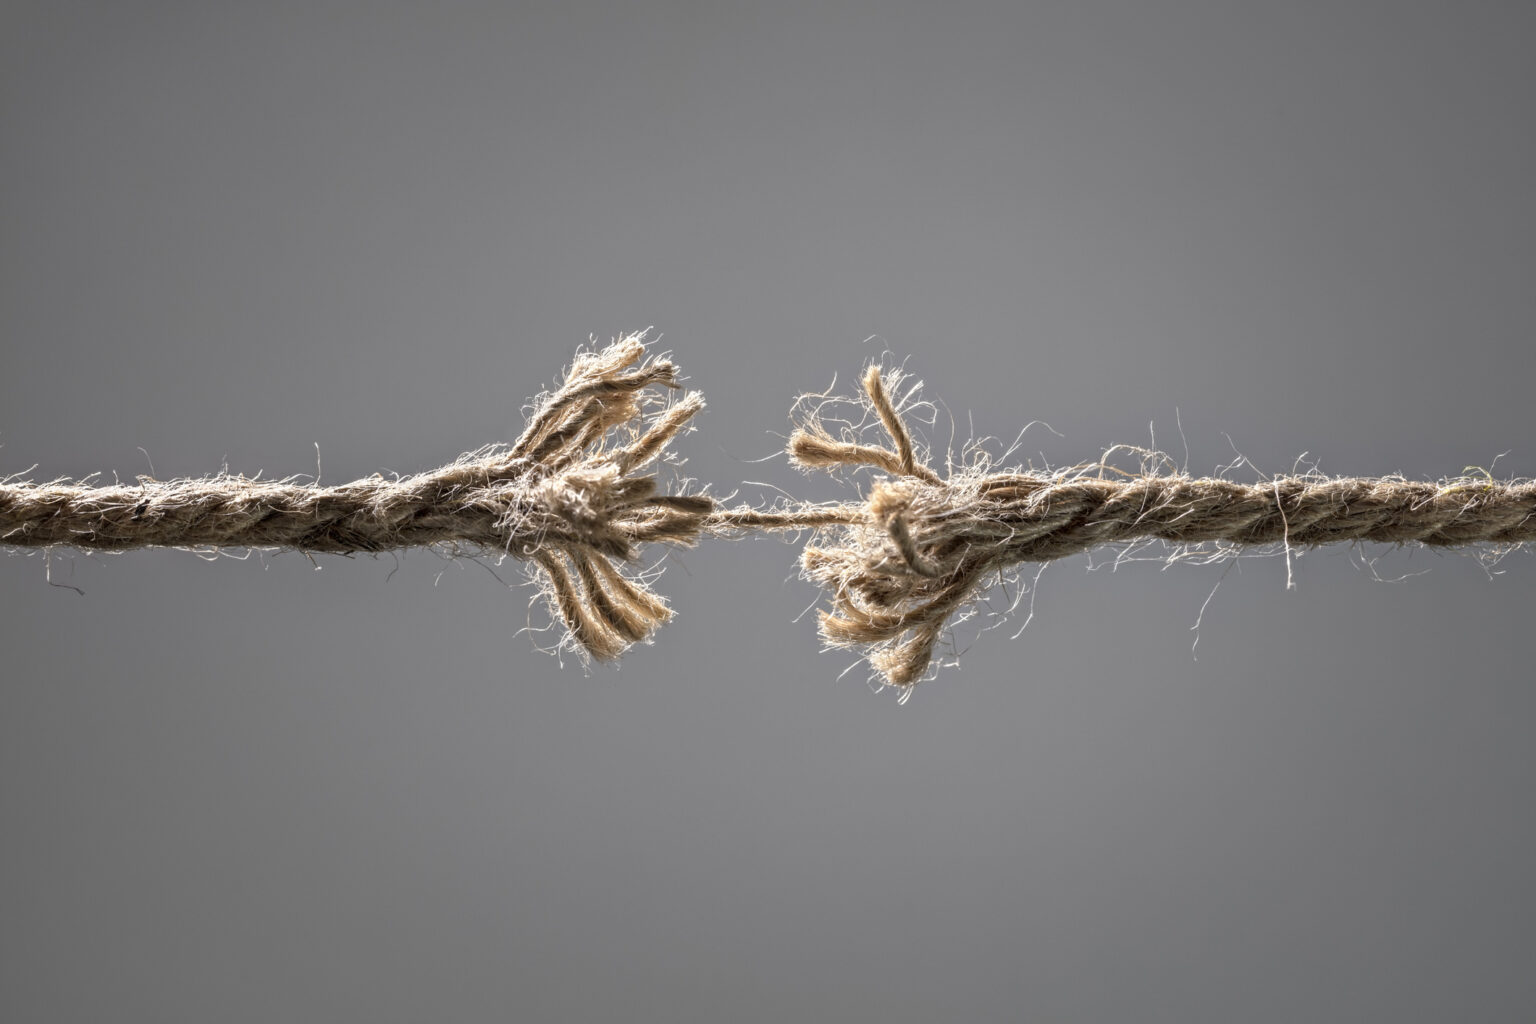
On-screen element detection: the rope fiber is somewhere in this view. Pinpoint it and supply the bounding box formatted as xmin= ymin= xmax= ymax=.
xmin=784 ymin=364 xmax=1536 ymax=685
xmin=5 ymin=335 xmax=1532 ymax=686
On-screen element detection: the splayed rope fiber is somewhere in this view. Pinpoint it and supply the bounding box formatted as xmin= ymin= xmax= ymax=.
xmin=4 ymin=335 xmax=1534 ymax=687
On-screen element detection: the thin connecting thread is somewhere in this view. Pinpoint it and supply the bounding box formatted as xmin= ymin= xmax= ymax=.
xmin=4 ymin=338 xmax=1534 ymax=683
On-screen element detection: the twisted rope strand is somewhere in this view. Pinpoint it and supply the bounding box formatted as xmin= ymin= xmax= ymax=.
xmin=4 ymin=337 xmax=1533 ymax=686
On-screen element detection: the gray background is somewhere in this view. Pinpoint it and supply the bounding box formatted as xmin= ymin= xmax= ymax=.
xmin=3 ymin=2 xmax=1534 ymax=1020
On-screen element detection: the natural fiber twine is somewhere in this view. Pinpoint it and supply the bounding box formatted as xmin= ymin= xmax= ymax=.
xmin=1 ymin=334 xmax=714 ymax=662
xmin=5 ymin=335 xmax=1534 ymax=687
xmin=784 ymin=364 xmax=1536 ymax=687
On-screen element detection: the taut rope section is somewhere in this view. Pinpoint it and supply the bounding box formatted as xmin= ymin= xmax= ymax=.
xmin=4 ymin=335 xmax=1534 ymax=686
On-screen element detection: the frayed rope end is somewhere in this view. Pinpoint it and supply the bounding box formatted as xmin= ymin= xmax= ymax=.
xmin=510 ymin=331 xmax=713 ymax=663
xmin=788 ymin=361 xmax=990 ymax=690
xmin=0 ymin=330 xmax=714 ymax=666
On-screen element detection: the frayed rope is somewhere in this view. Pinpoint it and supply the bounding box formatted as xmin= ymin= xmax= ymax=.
xmin=1 ymin=333 xmax=713 ymax=662
xmin=785 ymin=363 xmax=1536 ymax=687
xmin=5 ymin=336 xmax=1535 ymax=685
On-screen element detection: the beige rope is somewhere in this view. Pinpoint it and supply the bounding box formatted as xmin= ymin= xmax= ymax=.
xmin=782 ymin=365 xmax=1536 ymax=686
xmin=4 ymin=336 xmax=1532 ymax=684
xmin=1 ymin=335 xmax=714 ymax=662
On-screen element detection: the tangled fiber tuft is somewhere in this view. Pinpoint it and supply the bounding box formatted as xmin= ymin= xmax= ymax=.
xmin=0 ymin=332 xmax=713 ymax=662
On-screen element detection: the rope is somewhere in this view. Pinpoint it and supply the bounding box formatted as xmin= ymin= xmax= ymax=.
xmin=1 ymin=335 xmax=714 ymax=662
xmin=4 ymin=335 xmax=1533 ymax=685
xmin=784 ymin=366 xmax=1536 ymax=686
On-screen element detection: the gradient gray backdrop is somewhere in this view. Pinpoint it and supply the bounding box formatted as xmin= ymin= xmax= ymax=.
xmin=4 ymin=2 xmax=1535 ymax=1020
